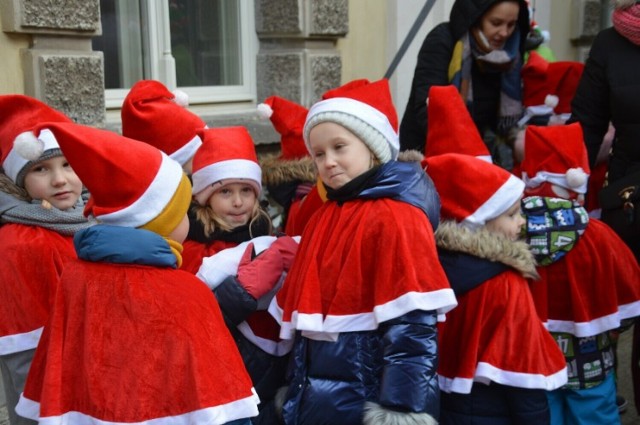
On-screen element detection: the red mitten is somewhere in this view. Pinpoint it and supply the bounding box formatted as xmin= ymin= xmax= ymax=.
xmin=237 ymin=242 xmax=284 ymax=299
xmin=270 ymin=235 xmax=299 ymax=271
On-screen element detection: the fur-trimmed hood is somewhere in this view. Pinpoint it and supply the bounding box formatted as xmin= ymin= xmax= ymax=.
xmin=259 ymin=154 xmax=316 ymax=186
xmin=436 ymin=220 xmax=539 ymax=279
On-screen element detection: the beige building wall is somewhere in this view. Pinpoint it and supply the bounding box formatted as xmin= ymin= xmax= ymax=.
xmin=0 ymin=30 xmax=28 ymax=94
xmin=548 ymin=0 xmax=578 ymax=61
xmin=338 ymin=0 xmax=388 ymax=83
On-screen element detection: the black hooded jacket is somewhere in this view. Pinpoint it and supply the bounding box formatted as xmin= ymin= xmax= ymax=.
xmin=399 ymin=0 xmax=529 ymax=152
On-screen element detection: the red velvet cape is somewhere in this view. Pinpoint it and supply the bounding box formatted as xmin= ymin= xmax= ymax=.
xmin=0 ymin=224 xmax=76 ymax=354
xmin=528 ymin=218 xmax=640 ymax=337
xmin=18 ymin=260 xmax=259 ymax=424
xmin=438 ymin=270 xmax=568 ymax=394
xmin=270 ymin=198 xmax=457 ymax=340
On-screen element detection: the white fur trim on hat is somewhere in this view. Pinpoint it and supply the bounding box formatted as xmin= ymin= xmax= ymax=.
xmin=170 ymin=132 xmax=203 ymax=166
xmin=95 ymin=152 xmax=184 ymax=227
xmin=257 ymin=103 xmax=273 ymax=119
xmin=172 ymin=89 xmax=189 ymax=107
xmin=192 ymin=159 xmax=262 ymax=205
xmin=3 ymin=129 xmax=60 ymax=183
xmin=464 ymin=174 xmax=525 ymax=229
xmin=303 ymin=98 xmax=399 ymax=163
xmin=522 ymin=169 xmax=589 ymax=194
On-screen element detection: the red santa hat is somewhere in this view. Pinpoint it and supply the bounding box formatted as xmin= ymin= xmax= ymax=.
xmin=520 ymin=51 xmax=584 ymax=125
xmin=521 ymin=123 xmax=590 ymax=194
xmin=256 ymin=96 xmax=309 ymax=160
xmin=121 ymin=80 xmax=206 ymax=166
xmin=191 ymin=126 xmax=262 ymax=206
xmin=425 ymin=153 xmax=525 ymax=229
xmin=16 ymin=122 xmax=189 ymax=231
xmin=303 ymin=79 xmax=400 ymax=163
xmin=0 ymin=95 xmax=72 ymax=186
xmin=424 ymin=85 xmax=492 ymax=162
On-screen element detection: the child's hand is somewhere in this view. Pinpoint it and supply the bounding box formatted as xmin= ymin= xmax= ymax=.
xmin=270 ymin=235 xmax=299 ymax=271
xmin=237 ymin=242 xmax=284 ymax=300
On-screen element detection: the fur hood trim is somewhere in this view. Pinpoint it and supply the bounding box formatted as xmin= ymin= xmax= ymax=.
xmin=435 ymin=221 xmax=539 ymax=280
xmin=363 ymin=402 xmax=437 ymax=425
xmin=0 ymin=171 xmax=29 ymax=201
xmin=614 ymin=0 xmax=637 ymax=10
xmin=397 ymin=149 xmax=424 ymax=163
xmin=259 ymin=154 xmax=316 ymax=186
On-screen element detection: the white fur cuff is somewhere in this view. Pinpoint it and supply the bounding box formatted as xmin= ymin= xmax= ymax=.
xmin=363 ymin=401 xmax=438 ymax=425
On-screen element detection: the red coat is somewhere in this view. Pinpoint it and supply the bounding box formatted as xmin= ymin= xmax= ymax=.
xmin=18 ymin=259 xmax=259 ymax=424
xmin=181 ymin=239 xmax=238 ymax=274
xmin=0 ymin=224 xmax=76 ymax=355
xmin=528 ymin=218 xmax=640 ymax=337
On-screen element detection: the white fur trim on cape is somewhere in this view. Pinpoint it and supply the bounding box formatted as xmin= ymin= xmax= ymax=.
xmin=169 ymin=132 xmax=203 ymax=166
xmin=96 ymin=153 xmax=183 ymax=227
xmin=439 ymin=361 xmax=568 ymax=394
xmin=269 ymin=289 xmax=458 ymax=341
xmin=0 ymin=327 xmax=43 ymax=355
xmin=522 ymin=169 xmax=589 ymax=194
xmin=363 ymin=402 xmax=437 ymax=425
xmin=236 ymin=321 xmax=293 ymax=356
xmin=304 ymin=98 xmax=399 ymax=161
xmin=4 ymin=129 xmax=59 ymax=183
xmin=545 ymin=299 xmax=640 ymax=337
xmin=16 ymin=389 xmax=260 ymax=425
xmin=464 ymin=174 xmax=525 ymax=229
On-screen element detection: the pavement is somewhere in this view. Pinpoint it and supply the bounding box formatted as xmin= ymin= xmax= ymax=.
xmin=0 ymin=328 xmax=638 ymax=425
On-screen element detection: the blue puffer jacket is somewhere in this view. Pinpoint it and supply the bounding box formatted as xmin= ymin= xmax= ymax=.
xmin=281 ymin=310 xmax=439 ymax=425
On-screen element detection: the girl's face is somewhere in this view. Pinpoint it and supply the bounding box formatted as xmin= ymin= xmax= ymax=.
xmin=485 ymin=198 xmax=526 ymax=241
xmin=23 ymin=156 xmax=82 ymax=211
xmin=478 ymin=1 xmax=520 ymax=50
xmin=207 ymin=182 xmax=257 ymax=229
xmin=309 ymin=122 xmax=375 ymax=190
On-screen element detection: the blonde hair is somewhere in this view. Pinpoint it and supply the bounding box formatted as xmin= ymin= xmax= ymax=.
xmin=193 ymin=198 xmax=271 ymax=238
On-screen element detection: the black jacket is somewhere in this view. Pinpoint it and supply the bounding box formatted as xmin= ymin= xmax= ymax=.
xmin=569 ymin=27 xmax=640 ymax=181
xmin=400 ymin=0 xmax=529 ymax=152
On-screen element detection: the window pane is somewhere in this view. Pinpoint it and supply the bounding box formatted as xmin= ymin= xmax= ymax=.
xmin=170 ymin=0 xmax=242 ymax=87
xmin=93 ymin=0 xmax=145 ymax=89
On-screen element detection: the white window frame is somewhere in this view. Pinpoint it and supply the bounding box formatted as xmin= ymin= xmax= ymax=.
xmin=105 ymin=0 xmax=257 ymax=109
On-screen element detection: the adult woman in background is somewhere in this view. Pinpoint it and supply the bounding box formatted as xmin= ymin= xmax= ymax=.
xmin=400 ymin=0 xmax=529 ymax=169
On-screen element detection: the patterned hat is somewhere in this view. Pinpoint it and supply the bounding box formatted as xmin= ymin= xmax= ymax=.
xmin=424 ymin=85 xmax=492 ymax=162
xmin=191 ymin=126 xmax=262 ymax=206
xmin=121 ymin=80 xmax=206 ymax=166
xmin=303 ymin=79 xmax=400 ymax=163
xmin=425 ymin=153 xmax=525 ymax=229
xmin=257 ymin=96 xmax=309 ymax=160
xmin=521 ymin=123 xmax=590 ymax=194
xmin=0 ymin=95 xmax=71 ymax=186
xmin=17 ymin=122 xmax=189 ymax=233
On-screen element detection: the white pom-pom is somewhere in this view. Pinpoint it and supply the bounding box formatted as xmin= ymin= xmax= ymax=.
xmin=13 ymin=132 xmax=44 ymax=160
xmin=566 ymin=167 xmax=587 ymax=188
xmin=544 ymin=94 xmax=559 ymax=109
xmin=257 ymin=103 xmax=273 ymax=119
xmin=172 ymin=89 xmax=189 ymax=107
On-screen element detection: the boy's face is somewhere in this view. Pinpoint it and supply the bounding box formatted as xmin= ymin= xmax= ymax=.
xmin=207 ymin=182 xmax=257 ymax=229
xmin=485 ymin=198 xmax=526 ymax=241
xmin=309 ymin=122 xmax=374 ymax=190
xmin=23 ymin=156 xmax=82 ymax=211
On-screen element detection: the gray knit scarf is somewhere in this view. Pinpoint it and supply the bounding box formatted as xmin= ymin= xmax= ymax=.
xmin=0 ymin=185 xmax=94 ymax=236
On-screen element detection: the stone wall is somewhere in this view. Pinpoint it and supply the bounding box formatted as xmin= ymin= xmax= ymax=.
xmin=0 ymin=0 xmax=105 ymax=126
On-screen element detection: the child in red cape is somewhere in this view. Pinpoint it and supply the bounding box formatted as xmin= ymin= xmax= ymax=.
xmin=269 ymin=79 xmax=456 ymax=425
xmin=0 ymin=95 xmax=90 ymax=425
xmin=15 ymin=122 xmax=259 ymax=425
xmin=520 ymin=123 xmax=640 ymax=425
